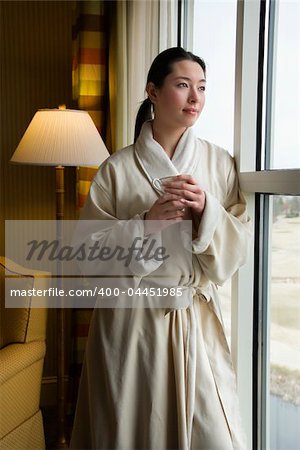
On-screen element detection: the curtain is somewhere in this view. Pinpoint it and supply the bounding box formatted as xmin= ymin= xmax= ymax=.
xmin=114 ymin=0 xmax=178 ymax=149
xmin=114 ymin=0 xmax=159 ymax=147
xmin=72 ymin=0 xmax=108 ymax=208
xmin=158 ymin=0 xmax=178 ymax=51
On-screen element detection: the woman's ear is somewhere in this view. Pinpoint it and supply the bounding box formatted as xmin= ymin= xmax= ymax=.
xmin=146 ymin=82 xmax=158 ymax=104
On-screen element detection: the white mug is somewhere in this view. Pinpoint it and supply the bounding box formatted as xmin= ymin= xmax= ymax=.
xmin=152 ymin=176 xmax=178 ymax=194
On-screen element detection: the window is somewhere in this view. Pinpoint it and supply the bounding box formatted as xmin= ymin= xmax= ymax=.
xmin=191 ymin=0 xmax=237 ymax=153
xmin=180 ymin=1 xmax=300 ymax=449
xmin=269 ymin=195 xmax=300 ymax=450
xmin=184 ymin=0 xmax=238 ymax=351
xmin=256 ymin=192 xmax=300 ymax=450
xmin=252 ymin=2 xmax=300 ymax=448
xmin=263 ymin=1 xmax=300 ymax=170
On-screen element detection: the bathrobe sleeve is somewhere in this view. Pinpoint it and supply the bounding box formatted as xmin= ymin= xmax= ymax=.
xmin=192 ymin=157 xmax=252 ymax=286
xmin=74 ymin=173 xmax=164 ymax=279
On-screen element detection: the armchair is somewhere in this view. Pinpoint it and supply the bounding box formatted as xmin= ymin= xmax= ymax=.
xmin=0 ymin=257 xmax=48 ymax=449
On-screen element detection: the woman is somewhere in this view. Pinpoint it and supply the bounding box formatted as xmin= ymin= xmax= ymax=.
xmin=70 ymin=47 xmax=251 ymax=450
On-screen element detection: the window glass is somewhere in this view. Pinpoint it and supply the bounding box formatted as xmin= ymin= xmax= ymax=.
xmin=268 ymin=1 xmax=300 ymax=169
xmin=269 ymin=195 xmax=300 ymax=448
xmin=192 ymin=0 xmax=237 ymax=154
xmin=191 ymin=0 xmax=237 ymax=344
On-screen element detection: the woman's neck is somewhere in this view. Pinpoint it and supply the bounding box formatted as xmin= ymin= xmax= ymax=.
xmin=151 ymin=120 xmax=186 ymax=159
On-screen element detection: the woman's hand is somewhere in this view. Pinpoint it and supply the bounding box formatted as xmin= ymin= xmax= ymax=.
xmin=145 ymin=193 xmax=186 ymax=221
xmin=162 ymin=174 xmax=206 ymax=217
xmin=144 ymin=193 xmax=186 ymax=235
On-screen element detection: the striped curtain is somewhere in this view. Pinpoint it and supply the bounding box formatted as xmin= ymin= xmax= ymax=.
xmin=70 ymin=0 xmax=108 ymax=392
xmin=72 ymin=0 xmax=108 ymax=208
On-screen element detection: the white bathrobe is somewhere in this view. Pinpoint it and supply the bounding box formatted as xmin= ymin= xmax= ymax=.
xmin=70 ymin=121 xmax=251 ymax=450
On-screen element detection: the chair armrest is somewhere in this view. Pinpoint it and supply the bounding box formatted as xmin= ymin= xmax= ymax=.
xmin=0 ymin=257 xmax=50 ymax=347
xmin=0 ymin=341 xmax=46 ymax=385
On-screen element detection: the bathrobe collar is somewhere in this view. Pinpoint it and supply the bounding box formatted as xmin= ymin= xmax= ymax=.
xmin=134 ymin=120 xmax=201 ymax=194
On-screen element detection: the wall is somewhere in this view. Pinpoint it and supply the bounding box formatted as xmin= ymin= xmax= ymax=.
xmin=0 ymin=0 xmax=76 ymax=403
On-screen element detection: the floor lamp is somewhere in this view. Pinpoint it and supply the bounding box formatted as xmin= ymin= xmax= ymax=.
xmin=10 ymin=107 xmax=110 ymax=448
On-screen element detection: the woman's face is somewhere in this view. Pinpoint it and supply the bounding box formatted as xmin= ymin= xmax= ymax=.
xmin=147 ymin=60 xmax=206 ymax=130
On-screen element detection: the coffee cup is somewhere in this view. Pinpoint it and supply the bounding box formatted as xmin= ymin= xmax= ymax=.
xmin=152 ymin=176 xmax=178 ymax=194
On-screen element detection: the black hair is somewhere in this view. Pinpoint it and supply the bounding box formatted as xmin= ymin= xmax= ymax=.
xmin=134 ymin=47 xmax=206 ymax=142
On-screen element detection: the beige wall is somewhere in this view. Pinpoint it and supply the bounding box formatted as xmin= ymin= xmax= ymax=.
xmin=0 ymin=0 xmax=76 ymax=234
xmin=0 ymin=1 xmax=76 ymax=399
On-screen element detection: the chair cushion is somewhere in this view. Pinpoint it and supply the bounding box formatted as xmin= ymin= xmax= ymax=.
xmin=0 ymin=348 xmax=45 ymax=438
xmin=0 ymin=410 xmax=45 ymax=449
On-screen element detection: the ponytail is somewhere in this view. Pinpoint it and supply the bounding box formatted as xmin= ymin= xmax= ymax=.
xmin=134 ymin=98 xmax=153 ymax=143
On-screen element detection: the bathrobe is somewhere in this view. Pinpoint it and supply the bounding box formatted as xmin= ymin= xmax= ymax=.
xmin=70 ymin=121 xmax=251 ymax=450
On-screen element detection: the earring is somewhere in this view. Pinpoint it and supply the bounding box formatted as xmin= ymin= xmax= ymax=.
xmin=151 ymin=102 xmax=154 ymax=118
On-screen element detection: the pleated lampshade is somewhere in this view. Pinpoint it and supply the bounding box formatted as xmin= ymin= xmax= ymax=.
xmin=10 ymin=108 xmax=109 ymax=166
